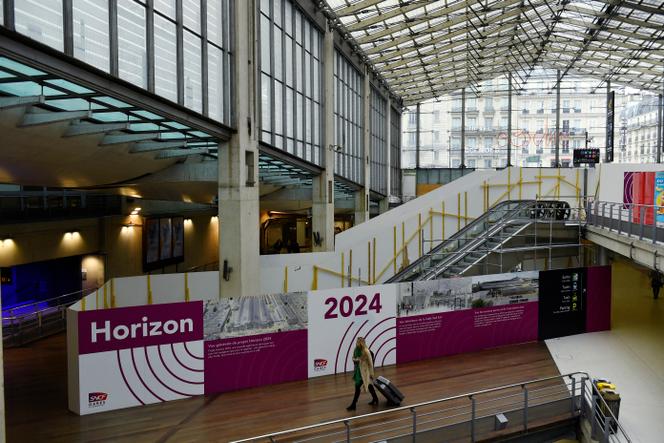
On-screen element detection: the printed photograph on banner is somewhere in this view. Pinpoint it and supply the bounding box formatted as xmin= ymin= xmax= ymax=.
xmin=307 ymin=284 xmax=397 ymax=378
xmin=399 ymin=277 xmax=473 ymax=316
xmin=203 ymin=292 xmax=308 ymax=340
xmin=470 ymin=271 xmax=539 ymax=308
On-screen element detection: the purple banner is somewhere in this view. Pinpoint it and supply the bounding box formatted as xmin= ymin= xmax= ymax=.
xmin=204 ymin=329 xmax=307 ymax=394
xmin=586 ymin=266 xmax=612 ymax=333
xmin=396 ymin=302 xmax=539 ymax=364
xmin=78 ymin=301 xmax=203 ymax=354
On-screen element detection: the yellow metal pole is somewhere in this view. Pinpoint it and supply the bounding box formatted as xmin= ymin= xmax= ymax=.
xmin=103 ymin=283 xmax=108 ymax=309
xmin=82 ymin=294 xmax=87 ymax=311
xmin=341 ymin=252 xmax=345 ymax=288
xmin=575 ymin=169 xmax=581 ymax=208
xmin=464 ymin=192 xmax=468 ymax=226
xmin=429 ymin=210 xmax=433 ymax=251
xmin=457 ymin=193 xmax=461 ymax=230
xmin=557 ymin=168 xmax=562 ymax=199
xmin=538 ymin=167 xmax=542 ymax=198
xmin=442 ymin=201 xmax=445 ymax=240
xmin=401 ymin=221 xmax=405 ymax=257
xmin=312 ymin=266 xmax=318 ymax=290
xmin=368 ymin=242 xmax=371 ymax=283
xmin=349 ymin=249 xmax=353 ymax=287
xmin=147 ymin=275 xmax=153 ymax=305
xmin=418 ymin=213 xmax=422 ymax=257
xmin=372 ymin=238 xmax=376 ymax=284
xmin=483 ymin=181 xmax=487 ymax=212
xmin=110 ymin=278 xmax=116 ymax=308
xmin=184 ymin=273 xmax=190 ymax=302
xmin=283 ymin=267 xmax=288 ymax=293
xmin=393 ymin=225 xmax=397 ymax=274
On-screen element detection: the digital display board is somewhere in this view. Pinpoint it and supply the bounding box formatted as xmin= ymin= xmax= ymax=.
xmin=573 ymin=148 xmax=600 ymax=166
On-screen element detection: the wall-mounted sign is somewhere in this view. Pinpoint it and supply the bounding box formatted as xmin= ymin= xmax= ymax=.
xmin=0 ymin=267 xmax=11 ymax=285
xmin=143 ymin=216 xmax=185 ymax=271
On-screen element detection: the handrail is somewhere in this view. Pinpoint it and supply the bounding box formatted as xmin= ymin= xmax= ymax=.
xmin=387 ymin=200 xmax=523 ymax=282
xmin=230 ymin=371 xmax=589 ymax=443
xmin=2 ymin=288 xmax=95 ymax=320
xmin=584 ymin=378 xmax=632 ymax=442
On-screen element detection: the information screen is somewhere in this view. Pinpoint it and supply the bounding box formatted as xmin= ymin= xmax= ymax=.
xmin=573 ymin=148 xmax=600 ymax=166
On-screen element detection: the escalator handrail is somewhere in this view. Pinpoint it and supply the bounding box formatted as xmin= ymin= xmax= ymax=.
xmin=388 ymin=199 xmax=564 ymax=283
xmin=387 ymin=200 xmax=532 ymax=282
xmin=418 ymin=205 xmax=535 ymax=280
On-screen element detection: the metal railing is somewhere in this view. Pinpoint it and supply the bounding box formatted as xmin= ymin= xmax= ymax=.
xmin=588 ymin=201 xmax=664 ymax=244
xmin=389 ymin=200 xmax=582 ymax=282
xmin=231 ymin=372 xmax=593 ymax=443
xmin=2 ymin=288 xmax=94 ymax=346
xmin=583 ymin=379 xmax=631 ymax=443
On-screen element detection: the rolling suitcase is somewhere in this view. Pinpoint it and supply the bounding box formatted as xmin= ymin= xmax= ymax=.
xmin=373 ymin=376 xmax=405 ymax=406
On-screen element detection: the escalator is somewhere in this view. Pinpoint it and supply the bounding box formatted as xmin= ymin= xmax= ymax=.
xmin=387 ymin=200 xmax=574 ymax=282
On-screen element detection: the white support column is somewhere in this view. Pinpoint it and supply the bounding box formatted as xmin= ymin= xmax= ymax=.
xmin=355 ymin=66 xmax=371 ymax=224
xmin=312 ymin=23 xmax=335 ymax=251
xmin=218 ymin=0 xmax=260 ymax=297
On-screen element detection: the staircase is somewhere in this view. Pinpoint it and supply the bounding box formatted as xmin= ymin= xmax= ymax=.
xmin=388 ymin=200 xmax=575 ymax=282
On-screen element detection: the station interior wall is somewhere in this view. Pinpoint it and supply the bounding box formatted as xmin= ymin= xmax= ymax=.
xmin=0 ymin=213 xmax=218 ymax=287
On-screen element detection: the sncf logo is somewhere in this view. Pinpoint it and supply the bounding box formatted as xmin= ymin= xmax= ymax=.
xmin=314 ymin=359 xmax=328 ymax=371
xmin=88 ymin=392 xmax=108 ymax=407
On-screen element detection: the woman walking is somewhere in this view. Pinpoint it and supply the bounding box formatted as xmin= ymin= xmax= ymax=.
xmin=346 ymin=337 xmax=379 ymax=411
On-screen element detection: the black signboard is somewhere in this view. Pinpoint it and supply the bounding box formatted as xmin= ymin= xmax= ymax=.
xmin=573 ymin=148 xmax=600 ymax=166
xmin=538 ymin=268 xmax=587 ymax=340
xmin=606 ymin=91 xmax=615 ymax=162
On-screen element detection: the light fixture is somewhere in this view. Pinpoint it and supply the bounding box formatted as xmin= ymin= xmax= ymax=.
xmin=211 ymin=215 xmax=219 ymax=222
xmin=0 ymin=237 xmax=13 ymax=247
xmin=131 ymin=207 xmax=142 ymax=215
xmin=184 ymin=218 xmax=193 ymax=224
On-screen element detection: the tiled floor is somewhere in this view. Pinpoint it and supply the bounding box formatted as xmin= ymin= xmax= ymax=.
xmin=546 ymin=258 xmax=664 ymax=443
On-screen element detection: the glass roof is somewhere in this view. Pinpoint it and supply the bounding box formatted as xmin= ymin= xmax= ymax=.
xmin=322 ymin=0 xmax=664 ymax=105
xmin=0 ymin=56 xmax=219 ymax=152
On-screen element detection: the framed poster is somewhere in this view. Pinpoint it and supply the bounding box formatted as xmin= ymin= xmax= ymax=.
xmin=159 ymin=218 xmax=172 ymax=261
xmin=172 ymin=217 xmax=184 ymax=259
xmin=145 ymin=218 xmax=160 ymax=264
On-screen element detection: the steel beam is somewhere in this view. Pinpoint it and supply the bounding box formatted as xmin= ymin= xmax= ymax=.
xmin=130 ymin=140 xmax=189 ymax=153
xmin=100 ymin=133 xmax=158 ymax=145
xmin=20 ymin=109 xmax=91 ymax=127
xmin=155 ymin=148 xmax=208 ymax=159
xmin=0 ymin=95 xmax=44 ymax=110
xmin=64 ymin=121 xmax=130 ymax=136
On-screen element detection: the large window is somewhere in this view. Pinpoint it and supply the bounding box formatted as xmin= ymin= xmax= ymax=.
xmin=390 ymin=106 xmax=401 ymax=198
xmin=73 ymin=0 xmax=109 ymax=72
xmin=334 ymin=52 xmax=364 ymax=184
xmin=258 ymin=0 xmax=323 ymax=165
xmin=8 ymin=0 xmax=233 ymax=126
xmin=14 ymin=0 xmax=63 ymax=51
xmin=370 ymin=87 xmax=388 ymax=196
xmin=117 ymin=0 xmax=147 ymax=88
xmin=154 ymin=13 xmax=177 ymax=102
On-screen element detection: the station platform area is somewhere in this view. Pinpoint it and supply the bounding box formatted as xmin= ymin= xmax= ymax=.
xmin=546 ymin=258 xmax=664 ymax=443
xmin=4 ymin=335 xmax=559 ymax=442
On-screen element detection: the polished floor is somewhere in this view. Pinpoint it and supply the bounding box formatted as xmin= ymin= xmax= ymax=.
xmin=546 ymin=258 xmax=664 ymax=443
xmin=4 ymin=334 xmax=560 ymax=442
